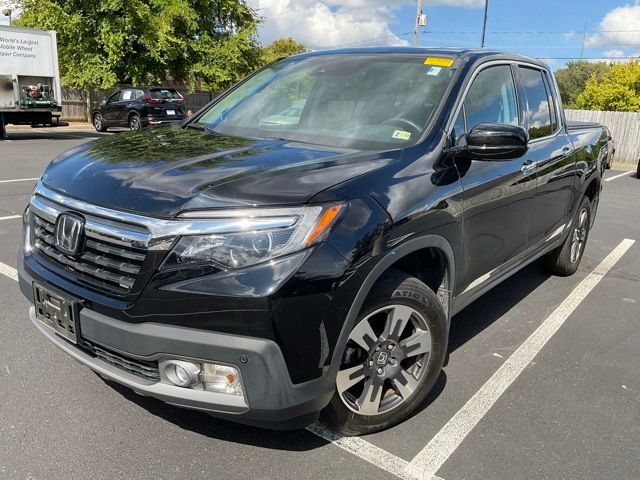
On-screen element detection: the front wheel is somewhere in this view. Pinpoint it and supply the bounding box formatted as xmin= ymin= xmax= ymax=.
xmin=320 ymin=269 xmax=447 ymax=435
xmin=543 ymin=197 xmax=591 ymax=276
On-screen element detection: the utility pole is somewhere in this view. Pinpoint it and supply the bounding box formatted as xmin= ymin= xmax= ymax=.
xmin=481 ymin=0 xmax=489 ymax=48
xmin=413 ymin=0 xmax=423 ymax=47
xmin=580 ymin=21 xmax=587 ymax=59
xmin=2 ymin=8 xmax=12 ymax=26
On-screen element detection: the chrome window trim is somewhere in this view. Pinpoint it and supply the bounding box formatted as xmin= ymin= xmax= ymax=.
xmin=32 ymin=182 xmax=301 ymax=250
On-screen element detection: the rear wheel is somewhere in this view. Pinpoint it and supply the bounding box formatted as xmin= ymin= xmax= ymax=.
xmin=543 ymin=197 xmax=591 ymax=276
xmin=93 ymin=113 xmax=107 ymax=132
xmin=128 ymin=113 xmax=141 ymax=131
xmin=320 ymin=269 xmax=447 ymax=435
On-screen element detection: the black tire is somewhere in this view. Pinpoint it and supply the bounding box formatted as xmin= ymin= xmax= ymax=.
xmin=320 ymin=269 xmax=447 ymax=435
xmin=543 ymin=197 xmax=591 ymax=277
xmin=128 ymin=113 xmax=141 ymax=131
xmin=93 ymin=113 xmax=107 ymax=132
xmin=636 ymin=159 xmax=640 ymax=179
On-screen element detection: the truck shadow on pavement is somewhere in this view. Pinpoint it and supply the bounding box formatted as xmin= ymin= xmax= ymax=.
xmin=100 ymin=260 xmax=551 ymax=449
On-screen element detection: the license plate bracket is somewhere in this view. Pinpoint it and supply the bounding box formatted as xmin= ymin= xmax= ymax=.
xmin=33 ymin=283 xmax=80 ymax=343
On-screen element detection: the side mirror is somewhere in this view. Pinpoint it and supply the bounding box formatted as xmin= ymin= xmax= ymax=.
xmin=467 ymin=123 xmax=528 ymax=160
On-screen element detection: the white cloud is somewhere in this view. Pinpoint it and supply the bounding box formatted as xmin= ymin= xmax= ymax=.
xmin=586 ymin=3 xmax=640 ymax=48
xmin=602 ymin=49 xmax=625 ymax=58
xmin=249 ymin=0 xmax=484 ymax=50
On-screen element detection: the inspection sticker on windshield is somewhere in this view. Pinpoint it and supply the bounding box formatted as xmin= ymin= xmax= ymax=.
xmin=392 ymin=130 xmax=412 ymax=140
xmin=427 ymin=66 xmax=442 ymax=76
xmin=424 ymin=57 xmax=454 ymax=67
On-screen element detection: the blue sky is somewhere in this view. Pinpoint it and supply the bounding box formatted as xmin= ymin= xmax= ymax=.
xmin=249 ymin=0 xmax=640 ymax=70
xmin=2 ymin=0 xmax=638 ymax=70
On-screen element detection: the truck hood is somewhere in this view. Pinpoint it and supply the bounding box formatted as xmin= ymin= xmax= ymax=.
xmin=41 ymin=127 xmax=396 ymax=217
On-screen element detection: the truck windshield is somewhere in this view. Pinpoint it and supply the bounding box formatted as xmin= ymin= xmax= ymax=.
xmin=194 ymin=54 xmax=453 ymax=150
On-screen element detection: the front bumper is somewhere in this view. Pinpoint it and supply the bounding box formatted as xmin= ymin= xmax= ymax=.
xmin=20 ymin=257 xmax=335 ymax=429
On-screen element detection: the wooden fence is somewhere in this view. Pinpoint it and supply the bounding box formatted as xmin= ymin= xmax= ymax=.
xmin=60 ymin=88 xmax=218 ymax=123
xmin=565 ymin=109 xmax=640 ymax=165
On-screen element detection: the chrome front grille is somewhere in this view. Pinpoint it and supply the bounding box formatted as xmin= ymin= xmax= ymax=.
xmin=32 ymin=213 xmax=147 ymax=292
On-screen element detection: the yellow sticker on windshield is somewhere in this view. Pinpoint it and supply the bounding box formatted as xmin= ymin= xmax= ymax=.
xmin=392 ymin=130 xmax=411 ymax=140
xmin=424 ymin=57 xmax=454 ymax=67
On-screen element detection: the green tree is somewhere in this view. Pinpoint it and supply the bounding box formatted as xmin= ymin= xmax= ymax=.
xmin=261 ymin=37 xmax=307 ymax=65
xmin=15 ymin=0 xmax=262 ymax=91
xmin=554 ymin=61 xmax=610 ymax=108
xmin=575 ymin=61 xmax=640 ymax=112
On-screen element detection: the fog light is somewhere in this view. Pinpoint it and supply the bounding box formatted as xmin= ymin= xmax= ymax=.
xmin=201 ymin=363 xmax=243 ymax=396
xmin=163 ymin=360 xmax=200 ymax=387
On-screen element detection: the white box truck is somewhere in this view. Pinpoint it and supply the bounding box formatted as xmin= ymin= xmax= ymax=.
xmin=0 ymin=25 xmax=63 ymax=139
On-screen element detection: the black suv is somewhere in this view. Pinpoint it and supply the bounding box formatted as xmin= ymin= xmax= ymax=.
xmin=19 ymin=48 xmax=608 ymax=435
xmin=92 ymin=87 xmax=187 ymax=131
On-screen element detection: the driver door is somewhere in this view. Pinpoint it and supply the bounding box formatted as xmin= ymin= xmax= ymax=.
xmin=453 ymin=64 xmax=537 ymax=296
xmin=102 ymin=91 xmax=122 ymax=126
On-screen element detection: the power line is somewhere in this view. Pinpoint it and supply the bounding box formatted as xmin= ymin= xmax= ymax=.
xmin=424 ymin=29 xmax=640 ymax=34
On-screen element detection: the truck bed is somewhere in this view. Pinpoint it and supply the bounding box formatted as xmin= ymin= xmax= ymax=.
xmin=566 ymin=120 xmax=603 ymax=130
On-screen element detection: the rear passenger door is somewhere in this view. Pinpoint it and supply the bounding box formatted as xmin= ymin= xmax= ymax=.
xmin=117 ymin=89 xmax=136 ymax=126
xmin=516 ymin=66 xmax=577 ymax=247
xmin=452 ymin=64 xmax=538 ymax=295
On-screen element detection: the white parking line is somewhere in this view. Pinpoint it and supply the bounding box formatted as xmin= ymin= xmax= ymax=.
xmin=306 ymin=422 xmax=434 ymax=480
xmin=0 ymin=215 xmax=21 ymax=221
xmin=404 ymin=238 xmax=636 ymax=480
xmin=604 ymin=171 xmax=633 ymax=182
xmin=0 ymin=261 xmax=18 ymax=282
xmin=2 ymin=240 xmax=634 ymax=480
xmin=0 ymin=177 xmax=39 ymax=184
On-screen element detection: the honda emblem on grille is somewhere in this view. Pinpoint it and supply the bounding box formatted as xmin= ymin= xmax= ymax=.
xmin=54 ymin=213 xmax=85 ymax=256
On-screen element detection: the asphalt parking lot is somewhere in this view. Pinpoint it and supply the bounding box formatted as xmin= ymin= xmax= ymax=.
xmin=1 ymin=127 xmax=638 ymax=480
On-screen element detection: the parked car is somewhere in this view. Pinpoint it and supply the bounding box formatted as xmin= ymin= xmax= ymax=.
xmin=19 ymin=48 xmax=608 ymax=435
xmin=92 ymin=87 xmax=187 ymax=132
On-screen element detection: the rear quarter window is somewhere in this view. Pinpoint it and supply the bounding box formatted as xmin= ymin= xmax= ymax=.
xmin=519 ymin=67 xmax=553 ymax=139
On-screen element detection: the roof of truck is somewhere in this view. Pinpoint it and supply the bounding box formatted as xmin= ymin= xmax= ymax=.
xmin=289 ymin=47 xmax=550 ymax=69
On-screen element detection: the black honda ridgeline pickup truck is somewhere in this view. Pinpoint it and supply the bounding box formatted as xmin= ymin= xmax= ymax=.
xmin=19 ymin=48 xmax=610 ymax=435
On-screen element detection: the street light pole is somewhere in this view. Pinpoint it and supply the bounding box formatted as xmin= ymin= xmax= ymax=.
xmin=413 ymin=0 xmax=423 ymax=47
xmin=481 ymin=0 xmax=489 ymax=48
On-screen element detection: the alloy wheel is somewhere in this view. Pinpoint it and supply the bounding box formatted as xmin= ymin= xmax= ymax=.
xmin=570 ymin=207 xmax=588 ymax=263
xmin=337 ymin=304 xmax=431 ymax=416
xmin=129 ymin=116 xmax=141 ymax=130
xmin=94 ymin=114 xmax=103 ymax=131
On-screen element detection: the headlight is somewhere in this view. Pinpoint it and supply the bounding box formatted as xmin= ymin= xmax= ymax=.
xmin=161 ymin=204 xmax=344 ymax=270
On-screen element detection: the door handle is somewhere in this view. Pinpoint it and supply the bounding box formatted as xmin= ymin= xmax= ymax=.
xmin=521 ymin=160 xmax=536 ymax=174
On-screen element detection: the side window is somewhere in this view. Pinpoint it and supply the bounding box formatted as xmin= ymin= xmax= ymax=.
xmin=121 ymin=89 xmax=133 ymax=101
xmin=134 ymin=89 xmax=145 ymax=100
xmin=464 ymin=65 xmax=519 ymax=131
xmin=107 ymin=91 xmax=121 ymax=104
xmin=519 ymin=67 xmax=553 ymax=139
